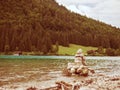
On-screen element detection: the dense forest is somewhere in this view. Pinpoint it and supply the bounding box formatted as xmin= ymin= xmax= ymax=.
xmin=0 ymin=0 xmax=120 ymax=54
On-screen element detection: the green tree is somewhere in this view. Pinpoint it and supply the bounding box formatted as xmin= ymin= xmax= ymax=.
xmin=105 ymin=48 xmax=115 ymax=56
xmin=4 ymin=45 xmax=10 ymax=54
xmin=97 ymin=46 xmax=104 ymax=54
xmin=52 ymin=41 xmax=59 ymax=54
xmin=114 ymin=49 xmax=120 ymax=56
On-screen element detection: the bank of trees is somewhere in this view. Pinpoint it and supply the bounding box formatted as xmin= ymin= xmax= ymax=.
xmin=87 ymin=47 xmax=120 ymax=56
xmin=0 ymin=0 xmax=120 ymax=54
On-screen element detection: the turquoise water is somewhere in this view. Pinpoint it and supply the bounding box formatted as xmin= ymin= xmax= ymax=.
xmin=0 ymin=55 xmax=73 ymax=60
xmin=0 ymin=56 xmax=120 ymax=89
xmin=0 ymin=55 xmax=120 ymax=60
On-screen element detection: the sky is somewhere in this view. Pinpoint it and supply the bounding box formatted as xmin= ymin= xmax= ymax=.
xmin=56 ymin=0 xmax=120 ymax=28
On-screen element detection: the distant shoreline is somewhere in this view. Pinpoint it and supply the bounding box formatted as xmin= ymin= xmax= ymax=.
xmin=0 ymin=55 xmax=120 ymax=60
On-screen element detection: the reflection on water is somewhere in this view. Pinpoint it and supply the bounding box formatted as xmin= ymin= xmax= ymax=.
xmin=0 ymin=57 xmax=120 ymax=88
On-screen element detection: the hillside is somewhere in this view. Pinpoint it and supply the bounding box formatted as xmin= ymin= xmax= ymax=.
xmin=0 ymin=0 xmax=120 ymax=54
xmin=58 ymin=44 xmax=97 ymax=55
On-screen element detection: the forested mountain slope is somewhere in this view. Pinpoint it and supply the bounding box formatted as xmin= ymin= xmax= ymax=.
xmin=0 ymin=0 xmax=120 ymax=53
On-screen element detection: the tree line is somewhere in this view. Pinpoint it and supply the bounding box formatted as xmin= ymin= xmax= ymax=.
xmin=0 ymin=0 xmax=120 ymax=54
xmin=87 ymin=47 xmax=120 ymax=56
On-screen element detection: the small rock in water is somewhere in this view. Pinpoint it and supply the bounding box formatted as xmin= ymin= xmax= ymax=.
xmin=62 ymin=68 xmax=72 ymax=76
xmin=110 ymin=77 xmax=120 ymax=81
xmin=85 ymin=79 xmax=93 ymax=84
xmin=26 ymin=87 xmax=37 ymax=90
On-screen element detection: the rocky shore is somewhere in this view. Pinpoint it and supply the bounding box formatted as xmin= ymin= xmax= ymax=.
xmin=0 ymin=71 xmax=120 ymax=90
xmin=25 ymin=73 xmax=120 ymax=90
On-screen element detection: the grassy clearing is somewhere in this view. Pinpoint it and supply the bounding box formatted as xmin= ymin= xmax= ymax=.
xmin=58 ymin=44 xmax=97 ymax=55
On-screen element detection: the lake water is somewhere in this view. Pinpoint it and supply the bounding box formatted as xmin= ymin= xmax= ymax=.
xmin=0 ymin=55 xmax=120 ymax=60
xmin=0 ymin=55 xmax=120 ymax=89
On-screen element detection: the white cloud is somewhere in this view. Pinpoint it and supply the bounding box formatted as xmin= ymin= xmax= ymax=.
xmin=56 ymin=0 xmax=102 ymax=5
xmin=56 ymin=0 xmax=120 ymax=28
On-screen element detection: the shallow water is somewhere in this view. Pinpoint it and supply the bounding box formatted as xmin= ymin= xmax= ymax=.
xmin=0 ymin=56 xmax=120 ymax=89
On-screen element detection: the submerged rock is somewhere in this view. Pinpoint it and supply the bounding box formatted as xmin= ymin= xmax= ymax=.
xmin=26 ymin=87 xmax=37 ymax=90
